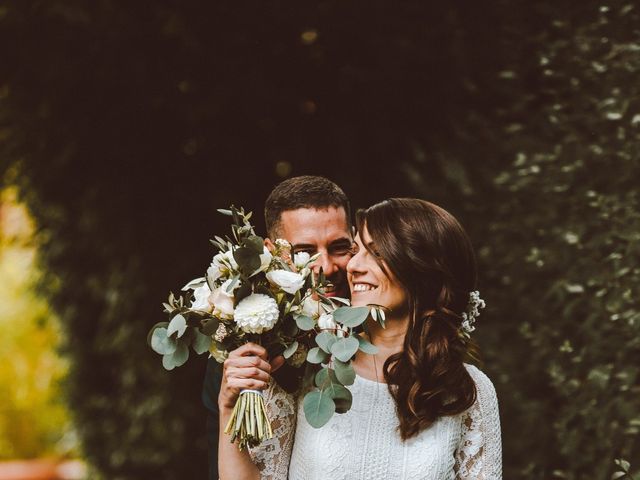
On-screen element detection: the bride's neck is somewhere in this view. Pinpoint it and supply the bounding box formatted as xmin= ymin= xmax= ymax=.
xmin=366 ymin=315 xmax=408 ymax=357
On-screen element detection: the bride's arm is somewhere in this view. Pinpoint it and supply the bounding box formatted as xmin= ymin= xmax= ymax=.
xmin=454 ymin=365 xmax=502 ymax=480
xmin=218 ymin=343 xmax=272 ymax=480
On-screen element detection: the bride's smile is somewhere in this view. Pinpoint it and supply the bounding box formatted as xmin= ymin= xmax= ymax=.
xmin=347 ymin=227 xmax=407 ymax=316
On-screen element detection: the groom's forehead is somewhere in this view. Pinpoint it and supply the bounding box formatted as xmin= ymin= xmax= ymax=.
xmin=279 ymin=206 xmax=350 ymax=239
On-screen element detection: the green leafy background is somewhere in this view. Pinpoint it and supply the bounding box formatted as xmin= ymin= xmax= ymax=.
xmin=1 ymin=1 xmax=638 ymax=478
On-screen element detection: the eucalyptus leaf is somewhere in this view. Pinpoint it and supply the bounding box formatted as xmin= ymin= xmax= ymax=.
xmin=146 ymin=321 xmax=169 ymax=347
xmin=356 ymin=335 xmax=379 ymax=355
xmin=303 ymin=390 xmax=336 ymax=428
xmin=333 ymin=306 xmax=370 ymax=327
xmin=295 ymin=314 xmax=315 ymax=331
xmin=151 ymin=328 xmax=177 ymax=355
xmin=334 ymin=359 xmax=356 ymax=386
xmin=307 ymin=346 xmax=329 ymax=364
xmin=314 ymin=366 xmax=339 ymax=388
xmin=167 ymin=314 xmax=187 ymax=338
xmin=330 ymin=385 xmax=353 ymax=413
xmin=192 ymin=329 xmax=212 ymax=355
xmin=330 ymin=336 xmax=360 ymax=362
xmin=283 ymin=341 xmax=299 ymax=359
xmin=162 ymin=341 xmax=189 ymax=370
xmin=315 ymin=330 xmax=337 ymax=354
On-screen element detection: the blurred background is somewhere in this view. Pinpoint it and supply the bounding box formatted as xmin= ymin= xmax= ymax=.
xmin=0 ymin=1 xmax=639 ymax=479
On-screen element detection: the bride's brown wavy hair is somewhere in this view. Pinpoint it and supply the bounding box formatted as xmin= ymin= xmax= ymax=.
xmin=356 ymin=198 xmax=479 ymax=440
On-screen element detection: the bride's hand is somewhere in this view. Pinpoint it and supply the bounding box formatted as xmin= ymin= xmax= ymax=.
xmin=218 ymin=342 xmax=272 ymax=411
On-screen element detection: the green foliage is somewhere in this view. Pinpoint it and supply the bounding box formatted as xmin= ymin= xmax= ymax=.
xmin=1 ymin=0 xmax=638 ymax=478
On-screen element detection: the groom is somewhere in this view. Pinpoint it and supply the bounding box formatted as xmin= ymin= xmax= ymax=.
xmin=202 ymin=175 xmax=353 ymax=480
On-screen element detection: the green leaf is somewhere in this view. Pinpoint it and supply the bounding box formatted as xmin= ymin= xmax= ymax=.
xmin=283 ymin=341 xmax=299 ymax=359
xmin=334 ymin=359 xmax=356 ymax=386
xmin=167 ymin=314 xmax=187 ymax=338
xmin=356 ymin=335 xmax=379 ymax=355
xmin=201 ymin=317 xmax=220 ymax=336
xmin=611 ymin=473 xmax=626 ymax=480
xmin=307 ymin=347 xmax=329 ymax=364
xmin=326 ymin=384 xmax=353 ymax=414
xmin=330 ymin=336 xmax=360 ymax=362
xmin=333 ymin=306 xmax=370 ymax=327
xmin=233 ymin=247 xmax=261 ymax=276
xmin=162 ymin=342 xmax=189 ymax=370
xmin=315 ymin=331 xmax=337 ymax=354
xmin=245 ymin=235 xmax=264 ymax=253
xmin=314 ymin=366 xmax=338 ymax=388
xmin=146 ymin=321 xmax=169 ymax=347
xmin=295 ymin=314 xmax=315 ymax=331
xmin=151 ymin=327 xmax=177 ymax=355
xmin=303 ymin=390 xmax=336 ymax=428
xmin=217 ymin=208 xmax=233 ymax=216
xmin=192 ymin=329 xmax=212 ymax=355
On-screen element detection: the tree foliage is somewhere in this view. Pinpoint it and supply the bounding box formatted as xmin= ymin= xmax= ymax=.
xmin=0 ymin=1 xmax=638 ymax=478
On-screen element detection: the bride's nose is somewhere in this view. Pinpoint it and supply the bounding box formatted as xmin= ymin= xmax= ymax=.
xmin=346 ymin=249 xmax=365 ymax=275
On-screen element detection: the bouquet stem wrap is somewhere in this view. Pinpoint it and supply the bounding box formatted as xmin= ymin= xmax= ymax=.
xmin=224 ymin=389 xmax=273 ymax=450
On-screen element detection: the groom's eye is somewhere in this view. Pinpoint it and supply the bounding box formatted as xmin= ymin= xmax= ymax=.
xmin=329 ymin=240 xmax=355 ymax=256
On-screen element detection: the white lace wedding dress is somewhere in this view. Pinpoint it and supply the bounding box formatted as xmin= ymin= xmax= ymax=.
xmin=250 ymin=364 xmax=502 ymax=480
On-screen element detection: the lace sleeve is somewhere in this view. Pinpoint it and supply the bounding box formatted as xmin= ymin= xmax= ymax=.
xmin=248 ymin=380 xmax=297 ymax=480
xmin=454 ymin=365 xmax=502 ymax=480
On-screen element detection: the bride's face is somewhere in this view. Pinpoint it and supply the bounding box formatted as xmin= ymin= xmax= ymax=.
xmin=346 ymin=226 xmax=407 ymax=315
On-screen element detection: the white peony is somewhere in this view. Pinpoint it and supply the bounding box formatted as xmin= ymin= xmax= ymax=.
xmin=293 ymin=251 xmax=311 ymax=269
xmin=191 ymin=283 xmax=214 ymax=312
xmin=250 ymin=247 xmax=273 ymax=277
xmin=318 ymin=312 xmax=346 ymax=337
xmin=234 ymin=293 xmax=280 ymax=334
xmin=266 ymin=270 xmax=305 ymax=294
xmin=210 ymin=279 xmax=237 ymax=319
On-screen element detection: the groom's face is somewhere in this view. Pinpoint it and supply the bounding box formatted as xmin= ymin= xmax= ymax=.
xmin=277 ymin=206 xmax=352 ymax=299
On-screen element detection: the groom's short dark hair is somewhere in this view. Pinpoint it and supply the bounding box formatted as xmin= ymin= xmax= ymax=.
xmin=265 ymin=176 xmax=350 ymax=238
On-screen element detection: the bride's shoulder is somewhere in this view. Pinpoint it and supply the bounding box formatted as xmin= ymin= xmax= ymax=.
xmin=463 ymin=363 xmax=498 ymax=404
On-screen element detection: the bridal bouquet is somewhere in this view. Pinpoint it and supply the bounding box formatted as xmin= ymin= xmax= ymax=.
xmin=147 ymin=206 xmax=386 ymax=448
xmin=148 ymin=206 xmax=321 ymax=448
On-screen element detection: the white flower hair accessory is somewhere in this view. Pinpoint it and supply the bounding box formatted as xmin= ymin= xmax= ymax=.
xmin=460 ymin=290 xmax=486 ymax=336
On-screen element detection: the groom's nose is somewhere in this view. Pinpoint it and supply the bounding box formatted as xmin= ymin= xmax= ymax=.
xmin=312 ymin=250 xmax=339 ymax=278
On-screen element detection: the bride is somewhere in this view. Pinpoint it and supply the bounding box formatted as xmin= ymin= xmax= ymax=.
xmin=217 ymin=198 xmax=502 ymax=480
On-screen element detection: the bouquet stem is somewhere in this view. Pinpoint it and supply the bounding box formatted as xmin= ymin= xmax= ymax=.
xmin=224 ymin=390 xmax=273 ymax=450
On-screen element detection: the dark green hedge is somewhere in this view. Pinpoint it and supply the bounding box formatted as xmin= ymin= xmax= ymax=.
xmin=1 ymin=1 xmax=637 ymax=478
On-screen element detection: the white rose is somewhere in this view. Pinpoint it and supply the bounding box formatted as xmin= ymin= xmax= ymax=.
xmin=301 ymin=296 xmax=321 ymax=318
xmin=234 ymin=293 xmax=280 ymax=334
xmin=191 ymin=283 xmax=213 ymax=312
xmin=318 ymin=312 xmax=345 ymax=337
xmin=210 ymin=279 xmax=237 ymax=319
xmin=293 ymin=251 xmax=311 ymax=269
xmin=266 ymin=270 xmax=306 ymax=294
xmin=250 ymin=246 xmax=273 ymax=277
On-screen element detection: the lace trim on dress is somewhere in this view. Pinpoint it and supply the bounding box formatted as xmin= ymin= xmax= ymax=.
xmin=248 ymin=381 xmax=297 ymax=480
xmin=454 ymin=365 xmax=503 ymax=480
